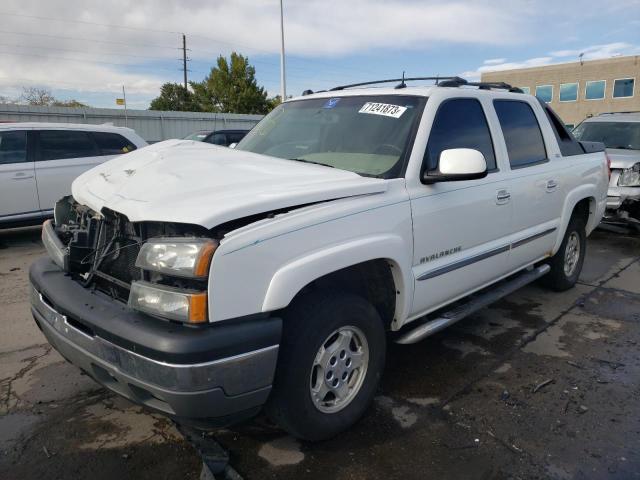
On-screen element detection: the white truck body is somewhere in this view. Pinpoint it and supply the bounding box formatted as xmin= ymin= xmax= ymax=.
xmin=71 ymin=86 xmax=608 ymax=327
xmin=31 ymin=82 xmax=609 ymax=439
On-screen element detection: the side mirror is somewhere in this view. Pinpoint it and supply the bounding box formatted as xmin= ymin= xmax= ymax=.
xmin=228 ymin=143 xmax=237 ymax=149
xmin=422 ymin=148 xmax=488 ymax=184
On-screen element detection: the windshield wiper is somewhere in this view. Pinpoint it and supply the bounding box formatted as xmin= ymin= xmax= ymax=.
xmin=289 ymin=158 xmax=335 ymax=168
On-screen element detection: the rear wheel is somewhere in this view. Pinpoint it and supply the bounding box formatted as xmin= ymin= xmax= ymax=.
xmin=540 ymin=215 xmax=586 ymax=291
xmin=266 ymin=291 xmax=386 ymax=441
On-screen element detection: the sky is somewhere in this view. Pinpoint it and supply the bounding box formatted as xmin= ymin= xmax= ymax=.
xmin=0 ymin=0 xmax=639 ymax=109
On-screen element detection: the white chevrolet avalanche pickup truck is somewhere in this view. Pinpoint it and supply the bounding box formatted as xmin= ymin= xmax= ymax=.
xmin=30 ymin=77 xmax=609 ymax=441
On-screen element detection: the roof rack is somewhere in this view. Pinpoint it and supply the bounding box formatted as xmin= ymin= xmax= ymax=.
xmin=329 ymin=75 xmax=458 ymax=91
xmin=320 ymin=75 xmax=523 ymax=94
xmin=438 ymin=77 xmax=524 ymax=93
xmin=598 ymin=111 xmax=640 ymax=116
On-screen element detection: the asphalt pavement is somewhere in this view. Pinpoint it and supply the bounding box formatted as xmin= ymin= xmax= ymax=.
xmin=1 ymin=226 xmax=639 ymax=480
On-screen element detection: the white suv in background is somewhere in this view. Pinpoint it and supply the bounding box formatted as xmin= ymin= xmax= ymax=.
xmin=0 ymin=123 xmax=146 ymax=228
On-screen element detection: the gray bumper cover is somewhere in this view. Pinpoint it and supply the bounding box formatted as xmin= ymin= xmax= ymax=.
xmin=30 ymin=283 xmax=279 ymax=426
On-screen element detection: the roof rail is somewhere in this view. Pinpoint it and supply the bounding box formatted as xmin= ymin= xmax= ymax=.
xmin=324 ymin=76 xmax=524 ymax=93
xmin=329 ymin=76 xmax=458 ymax=91
xmin=597 ymin=111 xmax=640 ymax=115
xmin=438 ymin=77 xmax=524 ymax=93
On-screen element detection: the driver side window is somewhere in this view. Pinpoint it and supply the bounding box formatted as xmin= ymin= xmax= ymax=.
xmin=424 ymin=98 xmax=496 ymax=172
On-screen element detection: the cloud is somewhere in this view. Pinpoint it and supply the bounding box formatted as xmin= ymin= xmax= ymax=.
xmin=549 ymin=42 xmax=636 ymax=59
xmin=0 ymin=0 xmax=526 ymax=97
xmin=462 ymin=42 xmax=640 ymax=80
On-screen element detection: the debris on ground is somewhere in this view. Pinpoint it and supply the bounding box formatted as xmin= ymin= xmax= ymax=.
xmin=532 ymin=378 xmax=554 ymax=393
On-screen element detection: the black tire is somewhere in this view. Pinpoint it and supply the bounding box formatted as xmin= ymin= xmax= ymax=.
xmin=265 ymin=291 xmax=386 ymax=441
xmin=540 ymin=215 xmax=586 ymax=291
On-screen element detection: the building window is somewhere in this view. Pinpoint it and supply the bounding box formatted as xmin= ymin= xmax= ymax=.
xmin=585 ymin=80 xmax=606 ymax=100
xmin=613 ymin=78 xmax=634 ymax=98
xmin=520 ymin=87 xmax=531 ymax=95
xmin=560 ymin=83 xmax=578 ymax=102
xmin=536 ymin=85 xmax=553 ymax=103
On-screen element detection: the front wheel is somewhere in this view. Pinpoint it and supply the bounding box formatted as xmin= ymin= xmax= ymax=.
xmin=540 ymin=215 xmax=586 ymax=291
xmin=265 ymin=291 xmax=386 ymax=441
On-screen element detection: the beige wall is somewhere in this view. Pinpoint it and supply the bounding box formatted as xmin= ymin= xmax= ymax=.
xmin=481 ymin=55 xmax=640 ymax=126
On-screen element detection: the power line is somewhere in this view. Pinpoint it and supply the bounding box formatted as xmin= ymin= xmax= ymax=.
xmin=0 ymin=12 xmax=181 ymax=35
xmin=0 ymin=42 xmax=175 ymax=61
xmin=0 ymin=29 xmax=179 ymax=51
xmin=0 ymin=50 xmax=181 ymax=72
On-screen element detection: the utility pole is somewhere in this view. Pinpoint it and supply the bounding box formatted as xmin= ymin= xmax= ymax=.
xmin=279 ymin=0 xmax=287 ymax=100
xmin=122 ymin=85 xmax=128 ymax=127
xmin=182 ymin=33 xmax=188 ymax=91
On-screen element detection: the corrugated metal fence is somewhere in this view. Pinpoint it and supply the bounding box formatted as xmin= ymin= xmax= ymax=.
xmin=0 ymin=104 xmax=264 ymax=143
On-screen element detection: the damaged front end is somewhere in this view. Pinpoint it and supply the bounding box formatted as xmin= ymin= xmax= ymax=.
xmin=45 ymin=196 xmax=213 ymax=306
xmin=605 ymin=163 xmax=640 ymax=230
xmin=32 ymin=196 xmax=282 ymax=427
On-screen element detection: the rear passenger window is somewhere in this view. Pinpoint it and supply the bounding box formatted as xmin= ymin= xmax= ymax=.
xmin=90 ymin=132 xmax=137 ymax=155
xmin=494 ymin=100 xmax=547 ymax=168
xmin=0 ymin=130 xmax=27 ymax=165
xmin=425 ymin=98 xmax=496 ymax=172
xmin=542 ymin=104 xmax=583 ymax=156
xmin=38 ymin=131 xmax=98 ymax=161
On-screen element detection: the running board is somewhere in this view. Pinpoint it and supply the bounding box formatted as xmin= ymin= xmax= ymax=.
xmin=395 ymin=264 xmax=551 ymax=345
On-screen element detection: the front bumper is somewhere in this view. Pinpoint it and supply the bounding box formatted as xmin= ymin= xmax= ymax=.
xmin=606 ymin=171 xmax=640 ymax=213
xmin=29 ymin=257 xmax=281 ymax=428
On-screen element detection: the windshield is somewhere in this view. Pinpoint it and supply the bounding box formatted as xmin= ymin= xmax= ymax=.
xmin=573 ymin=121 xmax=640 ymax=150
xmin=235 ymin=95 xmax=426 ymax=177
xmin=184 ymin=131 xmax=210 ymax=141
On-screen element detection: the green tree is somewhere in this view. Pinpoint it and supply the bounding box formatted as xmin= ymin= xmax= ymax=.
xmin=149 ymin=83 xmax=198 ymax=111
xmin=192 ymin=52 xmax=270 ymax=114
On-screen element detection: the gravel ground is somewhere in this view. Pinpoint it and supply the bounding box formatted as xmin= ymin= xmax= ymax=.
xmin=0 ymin=226 xmax=638 ymax=480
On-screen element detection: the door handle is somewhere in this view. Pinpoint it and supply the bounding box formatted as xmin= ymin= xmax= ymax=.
xmin=11 ymin=173 xmax=34 ymax=180
xmin=546 ymin=180 xmax=558 ymax=192
xmin=496 ymin=190 xmax=511 ymax=204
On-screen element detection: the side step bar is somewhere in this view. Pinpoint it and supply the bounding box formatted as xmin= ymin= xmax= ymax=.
xmin=395 ymin=264 xmax=551 ymax=345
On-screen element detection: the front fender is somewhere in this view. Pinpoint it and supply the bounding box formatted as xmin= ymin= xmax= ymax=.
xmin=262 ymin=234 xmax=413 ymax=324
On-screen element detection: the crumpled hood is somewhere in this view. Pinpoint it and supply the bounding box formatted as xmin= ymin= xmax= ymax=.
xmin=72 ymin=140 xmax=388 ymax=228
xmin=607 ymin=148 xmax=640 ymax=169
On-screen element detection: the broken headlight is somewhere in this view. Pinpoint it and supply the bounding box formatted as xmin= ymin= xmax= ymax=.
xmin=129 ymin=281 xmax=207 ymax=323
xmin=135 ymin=237 xmax=217 ymax=278
xmin=618 ymin=163 xmax=640 ymax=187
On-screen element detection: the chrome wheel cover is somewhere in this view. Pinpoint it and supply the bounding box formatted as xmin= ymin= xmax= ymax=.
xmin=309 ymin=326 xmax=369 ymax=414
xmin=564 ymin=231 xmax=581 ymax=277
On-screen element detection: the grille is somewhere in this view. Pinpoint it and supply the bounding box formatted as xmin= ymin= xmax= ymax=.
xmin=98 ymin=238 xmax=142 ymax=285
xmin=91 ymin=213 xmax=142 ymax=302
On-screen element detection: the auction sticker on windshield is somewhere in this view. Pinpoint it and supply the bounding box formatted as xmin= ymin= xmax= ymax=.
xmin=359 ymin=102 xmax=407 ymax=118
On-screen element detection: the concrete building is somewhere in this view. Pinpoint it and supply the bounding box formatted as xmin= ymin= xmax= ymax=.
xmin=481 ymin=55 xmax=640 ymax=128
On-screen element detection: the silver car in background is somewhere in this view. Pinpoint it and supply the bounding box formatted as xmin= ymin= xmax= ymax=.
xmin=573 ymin=112 xmax=640 ymax=229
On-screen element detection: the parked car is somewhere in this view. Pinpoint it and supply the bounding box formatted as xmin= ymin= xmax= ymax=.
xmin=31 ymin=77 xmax=608 ymax=442
xmin=183 ymin=129 xmax=250 ymax=146
xmin=0 ymin=123 xmax=146 ymax=228
xmin=573 ymin=112 xmax=640 ymax=228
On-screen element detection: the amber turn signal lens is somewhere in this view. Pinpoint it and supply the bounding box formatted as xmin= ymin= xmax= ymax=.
xmin=193 ymin=242 xmax=218 ymax=278
xmin=188 ymin=292 xmax=208 ymax=324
